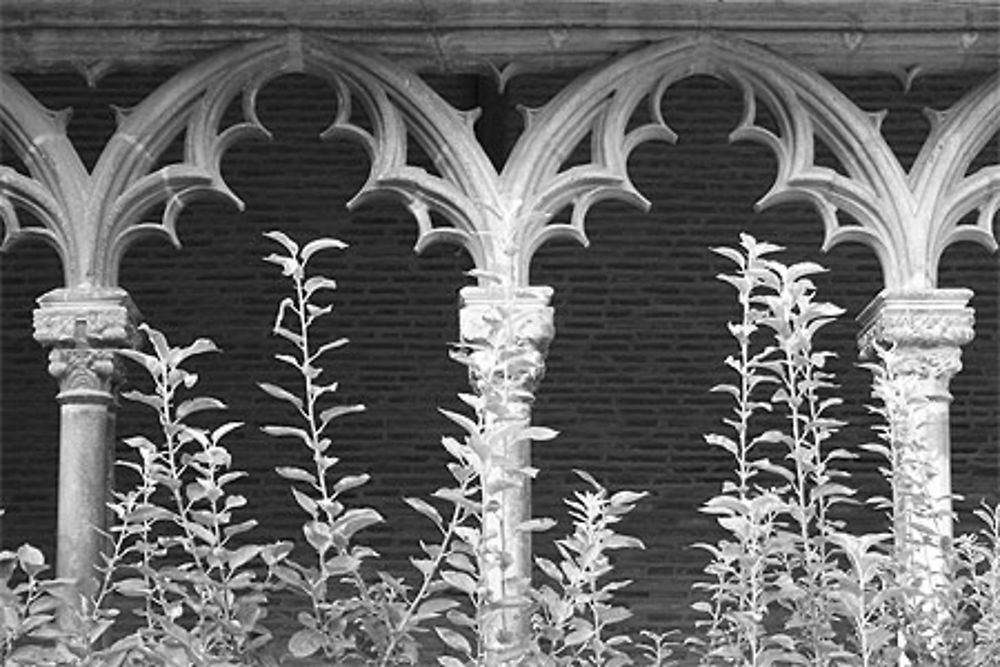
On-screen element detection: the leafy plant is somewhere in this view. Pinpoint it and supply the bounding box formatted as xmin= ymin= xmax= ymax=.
xmin=259 ymin=230 xmax=385 ymax=664
xmin=953 ymin=503 xmax=1000 ymax=662
xmin=689 ymin=234 xmax=893 ymax=665
xmin=0 ymin=540 xmax=68 ymax=665
xmin=113 ymin=324 xmax=281 ymax=665
xmin=5 ymin=231 xmax=1000 ymax=666
xmin=691 ymin=233 xmax=857 ymax=664
xmin=527 ymin=470 xmax=649 ymax=667
xmin=433 ymin=278 xmax=562 ymax=666
xmin=260 ymin=231 xmax=478 ymax=666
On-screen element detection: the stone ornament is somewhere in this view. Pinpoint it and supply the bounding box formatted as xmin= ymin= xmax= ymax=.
xmin=887 ymin=347 xmax=964 ymax=384
xmin=3 ymin=34 xmax=997 ymax=293
xmin=1 ymin=36 xmax=303 ymax=289
xmin=858 ymin=289 xmax=975 ymax=382
xmin=33 ymin=287 xmax=141 ymax=347
xmin=458 ymin=286 xmax=555 ymax=421
xmin=46 ymin=347 xmax=121 ymax=401
xmin=33 ymin=286 xmax=139 ymax=399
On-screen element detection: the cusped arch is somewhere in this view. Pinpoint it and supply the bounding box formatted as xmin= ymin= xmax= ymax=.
xmin=3 ymin=34 xmax=996 ymax=292
xmin=505 ymin=35 xmax=999 ymax=291
xmin=0 ymin=33 xmax=505 ymax=289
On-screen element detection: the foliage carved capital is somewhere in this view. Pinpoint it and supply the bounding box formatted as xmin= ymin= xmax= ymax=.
xmin=858 ymin=289 xmax=974 ymax=383
xmin=33 ymin=287 xmax=139 ymax=401
xmin=45 ymin=347 xmax=122 ymax=402
xmin=458 ymin=286 xmax=555 ymax=420
xmin=883 ymin=347 xmax=965 ymax=384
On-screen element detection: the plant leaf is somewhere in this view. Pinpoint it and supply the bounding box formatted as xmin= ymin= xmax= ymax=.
xmin=301 ymin=237 xmax=348 ymax=264
xmin=258 ymin=382 xmax=303 ymax=412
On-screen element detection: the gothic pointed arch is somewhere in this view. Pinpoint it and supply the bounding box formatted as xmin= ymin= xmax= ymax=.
xmin=502 ymin=35 xmax=999 ymax=292
xmin=1 ymin=36 xmax=313 ymax=288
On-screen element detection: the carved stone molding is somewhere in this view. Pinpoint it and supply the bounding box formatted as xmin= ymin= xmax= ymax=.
xmin=33 ymin=286 xmax=140 ymax=401
xmin=4 ymin=2 xmax=1000 ymax=77
xmin=46 ymin=348 xmax=120 ymax=402
xmin=886 ymin=347 xmax=965 ymax=385
xmin=459 ymin=286 xmax=555 ymax=421
xmin=859 ymin=291 xmax=974 ymax=345
xmin=4 ymin=34 xmax=996 ymax=292
xmin=858 ymin=289 xmax=975 ymax=380
xmin=33 ymin=287 xmax=141 ymax=347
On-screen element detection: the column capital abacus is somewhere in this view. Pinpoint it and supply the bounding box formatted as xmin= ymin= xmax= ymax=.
xmin=458 ymin=285 xmax=555 ymax=421
xmin=858 ymin=288 xmax=975 ymax=383
xmin=33 ymin=287 xmax=142 ymax=402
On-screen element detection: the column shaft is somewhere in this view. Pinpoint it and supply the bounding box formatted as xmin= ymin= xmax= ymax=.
xmin=55 ymin=376 xmax=115 ymax=585
xmin=33 ymin=288 xmax=139 ymax=593
xmin=459 ymin=285 xmax=554 ymax=661
xmin=858 ymin=289 xmax=973 ymax=605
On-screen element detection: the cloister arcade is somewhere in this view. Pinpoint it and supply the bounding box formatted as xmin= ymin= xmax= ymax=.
xmin=1 ymin=1 xmax=998 ymax=658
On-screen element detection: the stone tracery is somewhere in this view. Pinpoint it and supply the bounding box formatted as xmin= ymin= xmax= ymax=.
xmin=0 ymin=22 xmax=997 ymax=655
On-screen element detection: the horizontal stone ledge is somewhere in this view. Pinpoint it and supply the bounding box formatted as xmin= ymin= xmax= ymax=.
xmin=2 ymin=1 xmax=998 ymax=77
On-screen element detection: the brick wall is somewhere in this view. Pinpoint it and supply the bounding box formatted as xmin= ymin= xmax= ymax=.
xmin=2 ymin=63 xmax=997 ymax=643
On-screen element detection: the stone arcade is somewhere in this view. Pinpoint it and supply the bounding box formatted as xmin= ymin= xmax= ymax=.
xmin=1 ymin=1 xmax=998 ymax=659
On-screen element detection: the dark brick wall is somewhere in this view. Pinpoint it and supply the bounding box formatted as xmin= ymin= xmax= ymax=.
xmin=1 ymin=63 xmax=997 ymax=644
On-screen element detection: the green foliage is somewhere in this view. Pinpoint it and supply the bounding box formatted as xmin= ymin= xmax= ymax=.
xmin=3 ymin=231 xmax=999 ymax=666
xmin=691 ymin=233 xmax=856 ymax=664
xmin=689 ymin=233 xmax=1000 ymax=666
xmin=527 ymin=470 xmax=656 ymax=667
xmin=114 ymin=324 xmax=278 ymax=665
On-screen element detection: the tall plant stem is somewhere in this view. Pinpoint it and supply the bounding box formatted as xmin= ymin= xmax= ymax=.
xmin=377 ymin=498 xmax=468 ymax=667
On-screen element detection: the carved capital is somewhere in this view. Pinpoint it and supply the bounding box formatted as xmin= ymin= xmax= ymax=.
xmin=459 ymin=286 xmax=555 ymax=420
xmin=46 ymin=348 xmax=121 ymax=403
xmin=34 ymin=287 xmax=142 ymax=348
xmin=33 ymin=287 xmax=141 ymax=402
xmin=858 ymin=289 xmax=974 ymax=383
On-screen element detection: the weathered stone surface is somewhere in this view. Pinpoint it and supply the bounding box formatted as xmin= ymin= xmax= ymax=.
xmin=2 ymin=1 xmax=998 ymax=76
xmin=858 ymin=289 xmax=976 ymax=621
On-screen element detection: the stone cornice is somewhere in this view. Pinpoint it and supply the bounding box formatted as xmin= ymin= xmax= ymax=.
xmin=2 ymin=2 xmax=998 ymax=78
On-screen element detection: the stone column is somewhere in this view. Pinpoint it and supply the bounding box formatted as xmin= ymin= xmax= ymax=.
xmin=858 ymin=289 xmax=974 ymax=601
xmin=33 ymin=287 xmax=139 ymax=591
xmin=458 ymin=285 xmax=554 ymax=659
